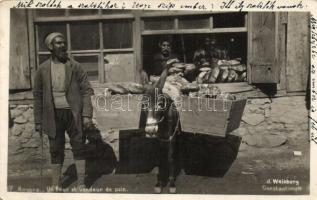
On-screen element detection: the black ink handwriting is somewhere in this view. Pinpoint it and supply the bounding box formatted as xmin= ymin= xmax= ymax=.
xmin=77 ymin=1 xmax=119 ymax=9
xmin=14 ymin=0 xmax=34 ymax=8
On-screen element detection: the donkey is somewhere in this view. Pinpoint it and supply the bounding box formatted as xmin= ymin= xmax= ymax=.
xmin=142 ymin=69 xmax=182 ymax=194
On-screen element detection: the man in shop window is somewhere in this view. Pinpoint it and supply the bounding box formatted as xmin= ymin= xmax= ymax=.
xmin=203 ymin=36 xmax=229 ymax=61
xmin=150 ymin=37 xmax=180 ymax=76
xmin=33 ymin=32 xmax=94 ymax=191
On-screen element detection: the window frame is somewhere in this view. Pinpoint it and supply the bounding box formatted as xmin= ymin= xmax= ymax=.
xmin=140 ymin=12 xmax=248 ymax=35
xmin=30 ymin=10 xmax=285 ymax=95
xmin=71 ymin=53 xmax=101 ymax=83
xmin=33 ymin=9 xmax=135 ymax=83
xmin=140 ymin=12 xmax=249 ymax=86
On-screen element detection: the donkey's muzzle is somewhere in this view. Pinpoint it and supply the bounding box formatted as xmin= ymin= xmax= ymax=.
xmin=145 ymin=117 xmax=159 ymax=137
xmin=145 ymin=125 xmax=158 ymax=135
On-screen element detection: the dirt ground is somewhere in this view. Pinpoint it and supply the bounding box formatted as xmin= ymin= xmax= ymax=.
xmin=7 ymin=131 xmax=310 ymax=195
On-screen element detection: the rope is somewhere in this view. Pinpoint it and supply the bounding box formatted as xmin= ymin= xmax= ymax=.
xmin=157 ymin=114 xmax=180 ymax=143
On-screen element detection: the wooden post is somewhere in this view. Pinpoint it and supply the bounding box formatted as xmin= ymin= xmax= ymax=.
xmin=286 ymin=12 xmax=310 ymax=92
xmin=27 ymin=10 xmax=36 ymax=87
xmin=133 ymin=11 xmax=142 ymax=83
xmin=9 ymin=9 xmax=31 ymax=90
xmin=99 ymin=22 xmax=105 ymax=83
xmin=277 ymin=12 xmax=288 ymax=91
xmin=247 ymin=12 xmax=252 ymax=84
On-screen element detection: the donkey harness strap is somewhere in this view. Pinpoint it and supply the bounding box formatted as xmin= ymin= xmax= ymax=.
xmin=158 ymin=115 xmax=180 ymax=143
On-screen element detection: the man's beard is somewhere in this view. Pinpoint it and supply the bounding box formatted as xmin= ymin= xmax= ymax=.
xmin=55 ymin=50 xmax=68 ymax=62
xmin=162 ymin=50 xmax=170 ymax=56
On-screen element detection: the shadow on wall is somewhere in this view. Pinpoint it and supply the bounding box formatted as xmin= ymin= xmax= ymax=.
xmin=253 ymin=83 xmax=277 ymax=97
xmin=118 ymin=131 xmax=241 ymax=178
xmin=60 ymin=127 xmax=241 ymax=187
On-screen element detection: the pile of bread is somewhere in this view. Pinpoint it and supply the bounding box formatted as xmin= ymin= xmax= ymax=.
xmin=167 ymin=59 xmax=247 ymax=84
xmin=104 ymin=59 xmax=243 ymax=100
xmin=161 ymin=74 xmax=236 ymax=100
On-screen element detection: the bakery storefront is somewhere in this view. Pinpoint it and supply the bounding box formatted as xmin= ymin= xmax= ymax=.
xmin=8 ymin=9 xmax=310 ymax=190
xmin=11 ymin=10 xmax=309 ymax=90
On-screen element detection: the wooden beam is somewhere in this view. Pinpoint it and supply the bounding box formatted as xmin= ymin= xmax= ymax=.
xmin=248 ymin=12 xmax=279 ymax=83
xmin=27 ymin=10 xmax=36 ymax=88
xmin=37 ymin=52 xmax=51 ymax=55
xmin=38 ymin=48 xmax=134 ymax=55
xmin=286 ymin=12 xmax=310 ymax=92
xmin=34 ymin=14 xmax=134 ymax=22
xmin=247 ymin=13 xmax=252 ymax=84
xmin=72 ymin=53 xmax=100 ymax=57
xmin=210 ymin=27 xmax=247 ymax=33
xmin=35 ymin=25 xmax=40 ymax=69
xmin=140 ymin=11 xmax=236 ymax=18
xmin=209 ymin=16 xmax=213 ymax=30
xmin=133 ymin=11 xmax=142 ymax=83
xmin=141 ymin=27 xmax=247 ymax=35
xmin=66 ymin=23 xmax=71 ymax=56
xmin=278 ymin=12 xmax=287 ymax=90
xmin=103 ymin=48 xmax=134 ymax=53
xmin=244 ymin=13 xmax=248 ymax=28
xmin=234 ymin=88 xmax=287 ymax=99
xmin=174 ymin=18 xmax=179 ymax=30
xmin=9 ymin=9 xmax=31 ymax=90
xmin=99 ymin=22 xmax=104 ymax=83
xmin=210 ymin=82 xmax=254 ymax=93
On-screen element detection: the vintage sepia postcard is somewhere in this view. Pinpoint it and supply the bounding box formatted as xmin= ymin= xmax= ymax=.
xmin=0 ymin=0 xmax=315 ymax=199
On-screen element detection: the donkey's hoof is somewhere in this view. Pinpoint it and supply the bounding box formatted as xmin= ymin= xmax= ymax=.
xmin=169 ymin=186 xmax=176 ymax=194
xmin=154 ymin=186 xmax=162 ymax=194
xmin=168 ymin=181 xmax=176 ymax=194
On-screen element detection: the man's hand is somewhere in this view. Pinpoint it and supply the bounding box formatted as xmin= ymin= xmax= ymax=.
xmin=166 ymin=58 xmax=179 ymax=67
xmin=35 ymin=124 xmax=42 ymax=136
xmin=82 ymin=117 xmax=93 ymax=130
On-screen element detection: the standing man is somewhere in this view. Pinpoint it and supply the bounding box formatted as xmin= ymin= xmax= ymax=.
xmin=33 ymin=32 xmax=94 ymax=190
xmin=150 ymin=37 xmax=180 ymax=76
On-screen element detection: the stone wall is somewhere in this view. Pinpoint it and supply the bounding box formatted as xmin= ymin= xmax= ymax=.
xmin=8 ymin=104 xmax=50 ymax=167
xmin=8 ymin=95 xmax=309 ymax=175
xmin=236 ymin=96 xmax=309 ymax=149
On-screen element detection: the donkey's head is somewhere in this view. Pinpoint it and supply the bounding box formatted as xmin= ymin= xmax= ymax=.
xmin=143 ymin=69 xmax=170 ymax=137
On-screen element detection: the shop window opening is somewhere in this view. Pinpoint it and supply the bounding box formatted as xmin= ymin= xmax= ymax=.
xmin=142 ymin=33 xmax=248 ymax=84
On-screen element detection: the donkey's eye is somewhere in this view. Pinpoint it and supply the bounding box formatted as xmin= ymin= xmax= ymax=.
xmin=157 ymin=102 xmax=164 ymax=109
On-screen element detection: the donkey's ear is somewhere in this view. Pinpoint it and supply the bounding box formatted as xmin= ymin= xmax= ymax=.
xmin=154 ymin=68 xmax=168 ymax=90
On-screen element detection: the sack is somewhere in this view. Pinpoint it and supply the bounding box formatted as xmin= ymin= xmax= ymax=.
xmin=162 ymin=81 xmax=182 ymax=100
xmin=108 ymin=83 xmax=129 ymax=94
xmin=121 ymin=82 xmax=145 ymax=94
xmin=180 ymin=82 xmax=200 ymax=93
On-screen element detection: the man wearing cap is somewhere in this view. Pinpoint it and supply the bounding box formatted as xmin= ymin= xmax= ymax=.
xmin=148 ymin=37 xmax=180 ymax=76
xmin=33 ymin=32 xmax=94 ymax=190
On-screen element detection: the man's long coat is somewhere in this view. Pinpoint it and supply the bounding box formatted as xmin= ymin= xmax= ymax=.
xmin=33 ymin=58 xmax=94 ymax=138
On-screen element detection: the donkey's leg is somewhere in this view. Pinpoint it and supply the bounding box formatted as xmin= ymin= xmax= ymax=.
xmin=168 ymin=139 xmax=177 ymax=193
xmin=155 ymin=141 xmax=168 ymax=193
xmin=177 ymin=133 xmax=186 ymax=176
xmin=166 ymin=103 xmax=179 ymax=194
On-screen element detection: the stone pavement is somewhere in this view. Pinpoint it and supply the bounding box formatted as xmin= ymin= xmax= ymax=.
xmin=7 ymin=95 xmax=310 ymax=194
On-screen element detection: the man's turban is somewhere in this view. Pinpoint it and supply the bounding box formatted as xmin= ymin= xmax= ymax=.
xmin=45 ymin=32 xmax=64 ymax=50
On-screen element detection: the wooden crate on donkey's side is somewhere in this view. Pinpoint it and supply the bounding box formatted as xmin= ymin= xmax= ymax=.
xmin=93 ymin=94 xmax=143 ymax=131
xmin=93 ymin=94 xmax=247 ymax=137
xmin=177 ymin=96 xmax=247 ymax=137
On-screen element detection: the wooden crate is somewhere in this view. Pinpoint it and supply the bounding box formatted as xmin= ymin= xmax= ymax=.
xmin=94 ymin=94 xmax=143 ymax=131
xmin=177 ymin=97 xmax=247 ymax=137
